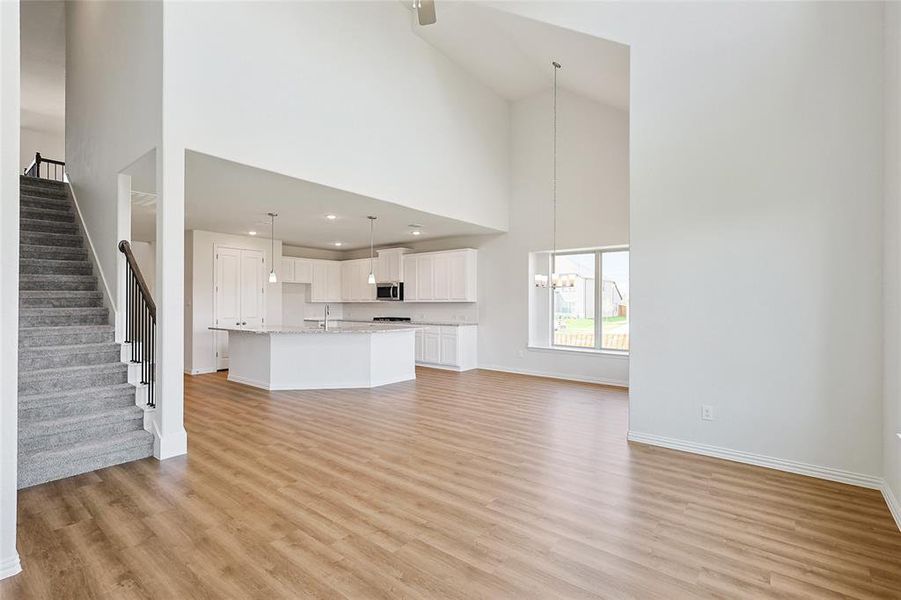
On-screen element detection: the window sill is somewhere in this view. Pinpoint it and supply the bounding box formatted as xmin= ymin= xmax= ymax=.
xmin=526 ymin=345 xmax=630 ymax=359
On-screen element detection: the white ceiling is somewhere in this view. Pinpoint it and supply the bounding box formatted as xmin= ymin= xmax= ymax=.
xmin=20 ymin=0 xmax=66 ymax=135
xmin=411 ymin=2 xmax=629 ymax=110
xmin=176 ymin=151 xmax=499 ymax=250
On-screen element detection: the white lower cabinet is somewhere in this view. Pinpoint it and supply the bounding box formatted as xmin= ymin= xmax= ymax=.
xmin=414 ymin=325 xmax=477 ymax=371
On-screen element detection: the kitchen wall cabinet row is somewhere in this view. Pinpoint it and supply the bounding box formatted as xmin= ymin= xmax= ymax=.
xmin=281 ymin=248 xmax=477 ymax=304
xmin=415 ymin=325 xmax=477 ymax=371
xmin=404 ymin=249 xmax=477 ymax=302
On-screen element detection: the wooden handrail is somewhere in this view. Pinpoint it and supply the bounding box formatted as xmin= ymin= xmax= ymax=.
xmin=118 ymin=240 xmax=156 ymax=317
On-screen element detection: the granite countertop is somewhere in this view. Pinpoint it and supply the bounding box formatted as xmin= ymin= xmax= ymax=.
xmin=303 ymin=318 xmax=478 ymax=327
xmin=209 ymin=324 xmax=420 ymax=335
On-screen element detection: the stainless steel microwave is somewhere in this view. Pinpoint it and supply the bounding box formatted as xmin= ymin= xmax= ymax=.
xmin=376 ymin=282 xmax=403 ymax=301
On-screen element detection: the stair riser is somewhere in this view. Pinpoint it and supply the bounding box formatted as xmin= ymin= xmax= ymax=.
xmin=20 ymin=296 xmax=103 ymax=309
xmin=20 ymin=246 xmax=87 ymax=261
xmin=20 ymin=262 xmax=93 ymax=276
xmin=20 ymin=278 xmax=97 ymax=291
xmin=19 ymin=370 xmax=128 ymax=395
xmin=20 ymin=232 xmax=83 ymax=248
xmin=18 ymin=438 xmax=154 ymax=489
xmin=19 ymin=417 xmax=145 ymax=454
xmin=20 ymin=313 xmax=109 ymax=327
xmin=19 ymin=349 xmax=121 ymax=371
xmin=19 ymin=330 xmax=114 ymax=347
xmin=20 ymin=220 xmax=79 ymax=235
xmin=19 ymin=394 xmax=137 ymax=421
xmin=20 ymin=208 xmax=74 ymax=223
xmin=19 ymin=185 xmax=69 ymax=198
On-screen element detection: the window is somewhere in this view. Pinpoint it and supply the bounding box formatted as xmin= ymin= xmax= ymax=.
xmin=551 ymin=249 xmax=629 ymax=352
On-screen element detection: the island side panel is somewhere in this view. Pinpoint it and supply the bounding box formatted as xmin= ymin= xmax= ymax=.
xmin=269 ymin=333 xmax=373 ymax=390
xmin=226 ymin=331 xmax=273 ymax=390
xmin=369 ymin=329 xmax=416 ymax=387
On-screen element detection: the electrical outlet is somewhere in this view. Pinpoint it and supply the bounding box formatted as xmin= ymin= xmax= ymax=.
xmin=701 ymin=405 xmax=714 ymax=421
xmin=517 ymin=349 xmax=525 ymax=358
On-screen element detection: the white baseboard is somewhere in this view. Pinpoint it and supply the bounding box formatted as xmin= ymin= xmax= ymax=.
xmin=0 ymin=553 xmax=21 ymax=580
xmin=478 ymin=364 xmax=629 ymax=388
xmin=185 ymin=368 xmax=217 ymax=376
xmin=882 ymin=481 xmax=901 ymax=532
xmin=627 ymin=431 xmax=883 ymax=490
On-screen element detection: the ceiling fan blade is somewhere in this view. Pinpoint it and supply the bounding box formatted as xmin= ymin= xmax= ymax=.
xmin=417 ymin=0 xmax=436 ymax=26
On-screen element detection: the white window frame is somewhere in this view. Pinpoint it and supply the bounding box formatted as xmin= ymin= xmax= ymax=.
xmin=549 ymin=247 xmax=629 ymax=353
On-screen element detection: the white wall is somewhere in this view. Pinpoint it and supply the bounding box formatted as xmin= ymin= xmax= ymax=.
xmin=66 ymin=0 xmax=162 ymax=305
xmin=496 ymin=1 xmax=885 ymax=482
xmin=478 ymin=89 xmax=630 ymax=387
xmin=185 ymin=230 xmax=283 ymax=374
xmin=163 ymin=0 xmax=510 ymax=232
xmin=19 ymin=126 xmax=64 ymax=172
xmin=884 ymin=1 xmax=901 ymax=519
xmin=0 ymin=0 xmax=21 ymax=581
xmin=130 ymin=241 xmax=155 ymax=299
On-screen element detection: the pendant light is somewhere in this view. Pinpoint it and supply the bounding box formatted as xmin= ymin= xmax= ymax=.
xmin=536 ymin=60 xmax=571 ymax=288
xmin=367 ymin=216 xmax=377 ymax=284
xmin=268 ymin=212 xmax=278 ymax=283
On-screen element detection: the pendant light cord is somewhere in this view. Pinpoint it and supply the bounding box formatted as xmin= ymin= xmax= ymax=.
xmin=552 ymin=61 xmax=561 ymax=285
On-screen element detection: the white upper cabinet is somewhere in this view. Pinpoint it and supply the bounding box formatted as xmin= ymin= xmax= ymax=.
xmin=402 ymin=249 xmax=477 ymax=303
xmin=375 ymin=248 xmax=408 ymax=283
xmin=280 ymin=257 xmax=313 ymax=284
xmin=294 ymin=258 xmax=313 ymax=284
xmin=310 ymin=259 xmax=342 ymax=303
xmin=340 ymin=259 xmax=376 ymax=302
xmin=280 ymin=257 xmax=295 ymax=283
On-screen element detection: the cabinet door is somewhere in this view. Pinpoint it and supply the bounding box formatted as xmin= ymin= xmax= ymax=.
xmin=404 ymin=256 xmax=418 ymax=301
xmin=439 ymin=330 xmax=459 ymax=366
xmin=215 ymin=248 xmax=241 ymax=369
xmin=328 ymin=261 xmax=342 ymax=301
xmin=414 ymin=330 xmax=424 ymax=362
xmin=294 ymin=259 xmax=313 ymax=284
xmin=310 ymin=261 xmax=327 ymax=302
xmin=433 ymin=254 xmax=450 ymax=300
xmin=281 ymin=257 xmax=295 ymax=283
xmin=417 ymin=255 xmax=434 ymax=301
xmin=239 ymin=249 xmax=265 ymax=328
xmin=423 ymin=333 xmax=441 ymax=363
xmin=448 ymin=252 xmax=467 ymax=301
xmin=374 ymin=255 xmax=387 ymax=283
xmin=340 ymin=262 xmax=352 ymax=301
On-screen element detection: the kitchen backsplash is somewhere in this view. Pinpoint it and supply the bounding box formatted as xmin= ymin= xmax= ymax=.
xmin=282 ymin=284 xmax=477 ymax=324
xmin=343 ymin=302 xmax=478 ymax=324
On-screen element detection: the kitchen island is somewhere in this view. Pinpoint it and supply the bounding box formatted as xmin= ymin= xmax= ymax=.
xmin=209 ymin=323 xmax=417 ymax=390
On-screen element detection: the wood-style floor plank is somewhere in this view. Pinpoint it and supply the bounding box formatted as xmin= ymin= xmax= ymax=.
xmin=2 ymin=368 xmax=900 ymax=599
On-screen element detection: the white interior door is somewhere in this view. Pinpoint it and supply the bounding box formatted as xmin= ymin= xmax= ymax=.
xmin=215 ymin=247 xmax=241 ymax=369
xmin=240 ymin=248 xmax=264 ymax=328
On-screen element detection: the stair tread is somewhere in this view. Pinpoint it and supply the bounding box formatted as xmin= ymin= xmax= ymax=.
xmin=19 ymin=362 xmax=127 ymax=381
xmin=20 ymin=430 xmax=152 ymax=464
xmin=19 ymin=290 xmax=101 ymax=297
xmin=19 ymin=324 xmax=114 ymax=335
xmin=19 ymin=341 xmax=119 ymax=356
xmin=20 ymin=406 xmax=143 ymax=437
xmin=19 ymin=382 xmax=135 ymax=403
xmin=20 ymin=307 xmax=107 ymax=315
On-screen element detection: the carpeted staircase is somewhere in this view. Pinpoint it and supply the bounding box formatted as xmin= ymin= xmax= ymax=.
xmin=18 ymin=175 xmax=154 ymax=489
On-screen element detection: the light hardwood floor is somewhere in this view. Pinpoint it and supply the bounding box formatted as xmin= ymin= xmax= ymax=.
xmin=2 ymin=368 xmax=900 ymax=599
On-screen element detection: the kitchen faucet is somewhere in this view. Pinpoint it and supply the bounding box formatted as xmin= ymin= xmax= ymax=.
xmin=322 ymin=304 xmax=330 ymax=330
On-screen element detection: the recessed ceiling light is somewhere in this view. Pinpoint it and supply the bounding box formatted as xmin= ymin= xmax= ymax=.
xmin=411 ymin=230 xmax=422 ymax=236
xmin=326 ymin=214 xmax=337 ymax=220
xmin=248 ymin=231 xmax=257 ymax=236
xmin=333 ymin=241 xmax=343 ymax=247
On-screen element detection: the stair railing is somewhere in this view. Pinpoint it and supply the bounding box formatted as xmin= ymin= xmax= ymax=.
xmin=23 ymin=152 xmax=66 ymax=181
xmin=118 ymin=240 xmax=156 ymax=408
